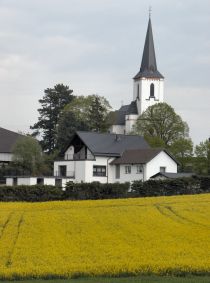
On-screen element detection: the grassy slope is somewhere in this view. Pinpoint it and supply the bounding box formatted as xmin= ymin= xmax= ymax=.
xmin=0 ymin=194 xmax=210 ymax=279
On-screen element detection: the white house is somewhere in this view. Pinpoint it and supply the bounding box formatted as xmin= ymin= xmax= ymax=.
xmin=54 ymin=131 xmax=178 ymax=184
xmin=110 ymin=16 xmax=164 ymax=134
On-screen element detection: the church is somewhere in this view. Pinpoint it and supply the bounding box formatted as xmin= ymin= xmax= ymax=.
xmin=110 ymin=15 xmax=164 ymax=134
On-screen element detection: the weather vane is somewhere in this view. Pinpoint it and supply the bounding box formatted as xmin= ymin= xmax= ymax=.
xmin=149 ymin=6 xmax=152 ymax=18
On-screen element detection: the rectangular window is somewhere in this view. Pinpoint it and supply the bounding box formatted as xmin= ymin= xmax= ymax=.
xmin=115 ymin=165 xmax=120 ymax=179
xmin=59 ymin=165 xmax=67 ymax=177
xmin=160 ymin=167 xmax=166 ymax=173
xmin=125 ymin=165 xmax=131 ymax=174
xmin=93 ymin=166 xmax=106 ymax=177
xmin=136 ymin=165 xmax=143 ymax=174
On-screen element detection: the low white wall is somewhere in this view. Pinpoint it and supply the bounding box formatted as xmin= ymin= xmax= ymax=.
xmin=6 ymin=178 xmax=14 ymax=186
xmin=44 ymin=178 xmax=56 ymax=186
xmin=17 ymin=177 xmax=37 ymax=186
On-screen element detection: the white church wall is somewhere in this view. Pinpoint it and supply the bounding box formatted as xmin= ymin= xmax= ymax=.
xmin=125 ymin=114 xmax=139 ymax=133
xmin=110 ymin=125 xmax=125 ymax=135
xmin=133 ymin=78 xmax=164 ymax=115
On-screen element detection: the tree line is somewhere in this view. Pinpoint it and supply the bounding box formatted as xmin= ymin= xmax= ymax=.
xmin=3 ymin=83 xmax=209 ymax=177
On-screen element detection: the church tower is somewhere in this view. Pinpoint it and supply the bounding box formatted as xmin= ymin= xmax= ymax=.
xmin=110 ymin=13 xmax=164 ymax=135
xmin=133 ymin=15 xmax=164 ymax=115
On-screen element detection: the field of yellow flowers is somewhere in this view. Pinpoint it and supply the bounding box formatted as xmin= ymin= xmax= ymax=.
xmin=0 ymin=194 xmax=210 ymax=279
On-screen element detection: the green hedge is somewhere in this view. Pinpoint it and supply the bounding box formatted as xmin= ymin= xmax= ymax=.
xmin=0 ymin=176 xmax=210 ymax=202
xmin=0 ymin=185 xmax=63 ymax=202
xmin=64 ymin=182 xmax=130 ymax=200
xmin=131 ymin=176 xmax=210 ymax=197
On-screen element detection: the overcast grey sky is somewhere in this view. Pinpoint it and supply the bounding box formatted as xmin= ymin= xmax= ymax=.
xmin=0 ymin=0 xmax=209 ymax=145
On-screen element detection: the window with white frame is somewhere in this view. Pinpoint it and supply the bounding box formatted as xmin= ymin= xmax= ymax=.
xmin=136 ymin=165 xmax=143 ymax=174
xmin=160 ymin=166 xmax=166 ymax=173
xmin=93 ymin=165 xmax=106 ymax=177
xmin=125 ymin=165 xmax=131 ymax=174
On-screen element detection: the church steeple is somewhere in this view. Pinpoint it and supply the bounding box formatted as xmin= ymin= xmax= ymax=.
xmin=134 ymin=17 xmax=164 ymax=80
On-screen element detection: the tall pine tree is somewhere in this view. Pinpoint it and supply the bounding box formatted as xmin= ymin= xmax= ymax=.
xmin=31 ymin=84 xmax=74 ymax=153
xmin=87 ymin=95 xmax=111 ymax=132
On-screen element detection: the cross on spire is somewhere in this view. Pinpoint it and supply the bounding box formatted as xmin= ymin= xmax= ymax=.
xmin=149 ymin=6 xmax=152 ymax=18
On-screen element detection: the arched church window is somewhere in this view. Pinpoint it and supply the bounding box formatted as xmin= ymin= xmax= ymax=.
xmin=137 ymin=84 xmax=139 ymax=99
xmin=150 ymin=83 xmax=155 ymax=98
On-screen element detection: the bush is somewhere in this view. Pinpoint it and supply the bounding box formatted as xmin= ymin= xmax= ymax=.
xmin=0 ymin=185 xmax=63 ymax=202
xmin=64 ymin=182 xmax=130 ymax=200
xmin=131 ymin=176 xmax=209 ymax=197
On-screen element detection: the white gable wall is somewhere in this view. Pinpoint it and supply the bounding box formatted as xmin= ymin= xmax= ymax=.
xmin=145 ymin=151 xmax=177 ymax=180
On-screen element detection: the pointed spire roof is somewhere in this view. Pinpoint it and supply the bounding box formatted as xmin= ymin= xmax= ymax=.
xmin=134 ymin=17 xmax=164 ymax=80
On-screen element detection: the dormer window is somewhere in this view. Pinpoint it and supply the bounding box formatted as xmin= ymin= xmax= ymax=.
xmin=150 ymin=83 xmax=155 ymax=98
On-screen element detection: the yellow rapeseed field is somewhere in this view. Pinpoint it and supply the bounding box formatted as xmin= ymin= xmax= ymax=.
xmin=0 ymin=194 xmax=210 ymax=279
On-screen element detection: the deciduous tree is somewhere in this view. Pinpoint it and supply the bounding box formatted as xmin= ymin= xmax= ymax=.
xmin=57 ymin=95 xmax=111 ymax=152
xmin=194 ymin=139 xmax=210 ymax=175
xmin=133 ymin=103 xmax=189 ymax=146
xmin=12 ymin=136 xmax=44 ymax=175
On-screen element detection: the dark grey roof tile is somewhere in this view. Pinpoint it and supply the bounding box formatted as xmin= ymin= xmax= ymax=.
xmin=0 ymin=127 xmax=24 ymax=153
xmin=74 ymin=131 xmax=149 ymax=156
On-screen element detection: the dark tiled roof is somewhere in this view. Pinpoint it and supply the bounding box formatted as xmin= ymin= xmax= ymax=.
xmin=134 ymin=18 xmax=164 ymax=80
xmin=111 ymin=148 xmax=178 ymax=165
xmin=111 ymin=148 xmax=162 ymax=164
xmin=151 ymin=172 xmax=195 ymax=179
xmin=112 ymin=100 xmax=138 ymax=126
xmin=72 ymin=131 xmax=149 ymax=157
xmin=0 ymin=127 xmax=24 ymax=153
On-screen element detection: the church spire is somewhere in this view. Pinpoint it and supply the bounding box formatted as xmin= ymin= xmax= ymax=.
xmin=134 ymin=16 xmax=164 ymax=80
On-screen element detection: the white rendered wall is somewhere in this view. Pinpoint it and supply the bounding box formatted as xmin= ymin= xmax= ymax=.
xmin=109 ymin=125 xmax=125 ymax=135
xmin=65 ymin=146 xmax=74 ymax=160
xmin=6 ymin=178 xmax=13 ymax=186
xmin=133 ymin=78 xmax=164 ymax=115
xmin=75 ymin=161 xmax=86 ymax=182
xmin=125 ymin=114 xmax=138 ymax=134
xmin=0 ymin=153 xmax=13 ymax=162
xmin=145 ymin=151 xmax=177 ymax=180
xmin=44 ymin=178 xmax=56 ymax=186
xmin=84 ymin=156 xmax=115 ymax=183
xmin=112 ymin=164 xmax=144 ymax=183
xmin=54 ymin=160 xmax=75 ymax=177
xmin=17 ymin=177 xmax=37 ymax=186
